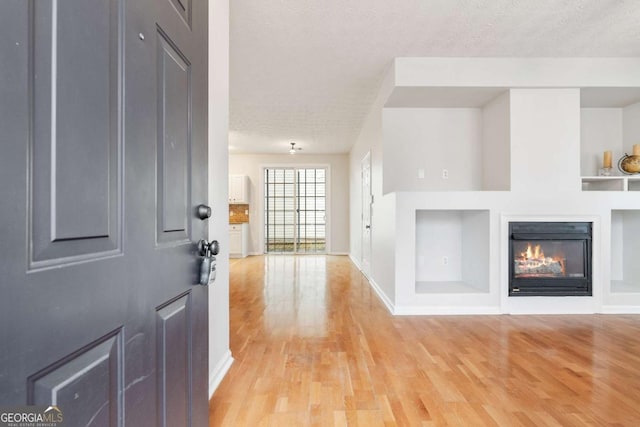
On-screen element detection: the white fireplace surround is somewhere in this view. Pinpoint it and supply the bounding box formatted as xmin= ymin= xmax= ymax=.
xmin=500 ymin=215 xmax=601 ymax=315
xmin=356 ymin=58 xmax=640 ymax=316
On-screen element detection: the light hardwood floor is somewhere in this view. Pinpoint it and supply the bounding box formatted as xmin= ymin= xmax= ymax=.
xmin=209 ymin=255 xmax=640 ymax=426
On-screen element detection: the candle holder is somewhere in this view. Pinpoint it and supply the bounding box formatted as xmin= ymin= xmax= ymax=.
xmin=598 ymin=167 xmax=612 ymax=176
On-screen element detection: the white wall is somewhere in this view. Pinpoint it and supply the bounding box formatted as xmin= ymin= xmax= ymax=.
xmin=581 ymin=108 xmax=622 ymax=176
xmin=461 ymin=210 xmax=490 ymax=292
xmin=393 ymin=57 xmax=640 ymax=88
xmin=228 ymin=153 xmax=350 ymax=254
xmin=416 ymin=211 xmax=463 ymax=282
xmin=623 ymin=102 xmax=640 ymax=153
xmin=580 ymin=102 xmax=640 ymax=177
xmin=611 ymin=211 xmax=624 ymax=281
xmin=482 ymin=91 xmax=510 ymax=190
xmin=208 ymin=0 xmax=232 ymax=397
xmin=510 ymin=89 xmax=581 ymax=192
xmin=349 ymin=68 xmax=397 ymax=308
xmin=383 ymin=108 xmax=482 ymax=192
xmin=623 ymin=211 xmax=640 ymax=284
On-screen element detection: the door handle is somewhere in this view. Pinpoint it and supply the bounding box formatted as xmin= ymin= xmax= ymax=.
xmin=197 ymin=239 xmax=220 ymax=286
xmin=196 ymin=204 xmax=212 ymax=220
xmin=197 ymin=239 xmax=220 ymax=256
xmin=365 ymin=225 xmax=371 ymax=229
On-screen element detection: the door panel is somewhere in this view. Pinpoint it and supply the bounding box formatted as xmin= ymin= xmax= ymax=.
xmin=156 ymin=29 xmax=191 ymax=243
xmin=30 ymin=0 xmax=121 ymax=266
xmin=0 ymin=0 xmax=209 ymax=425
xmin=29 ymin=329 xmax=123 ymax=426
xmin=156 ymin=294 xmax=191 ymax=427
xmin=168 ymin=0 xmax=192 ymax=28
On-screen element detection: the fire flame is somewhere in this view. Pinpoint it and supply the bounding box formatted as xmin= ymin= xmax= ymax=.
xmin=516 ymin=243 xmax=566 ymax=276
xmin=523 ymin=244 xmax=544 ymax=260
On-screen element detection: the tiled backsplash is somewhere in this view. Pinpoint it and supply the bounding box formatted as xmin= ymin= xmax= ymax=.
xmin=229 ymin=204 xmax=249 ymax=223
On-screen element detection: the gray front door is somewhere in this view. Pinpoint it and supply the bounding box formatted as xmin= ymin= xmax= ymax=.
xmin=0 ymin=0 xmax=209 ymax=425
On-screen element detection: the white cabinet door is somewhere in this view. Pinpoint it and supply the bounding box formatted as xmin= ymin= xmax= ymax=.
xmin=229 ymin=175 xmax=249 ymax=204
xmin=229 ymin=229 xmax=242 ymax=255
xmin=229 ymin=223 xmax=248 ymax=258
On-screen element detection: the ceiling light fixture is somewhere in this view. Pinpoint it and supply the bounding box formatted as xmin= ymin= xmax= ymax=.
xmin=289 ymin=142 xmax=298 ymax=154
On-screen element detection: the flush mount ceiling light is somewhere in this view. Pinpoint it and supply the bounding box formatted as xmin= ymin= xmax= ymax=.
xmin=289 ymin=142 xmax=301 ymax=154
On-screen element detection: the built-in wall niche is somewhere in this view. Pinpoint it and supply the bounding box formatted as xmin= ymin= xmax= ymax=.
xmin=611 ymin=210 xmax=640 ymax=293
xmin=415 ymin=210 xmax=490 ymax=294
xmin=383 ymin=89 xmax=510 ymax=192
xmin=580 ymin=89 xmax=640 ymax=187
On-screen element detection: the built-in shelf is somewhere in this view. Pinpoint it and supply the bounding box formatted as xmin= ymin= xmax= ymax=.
xmin=610 ymin=210 xmax=640 ymax=294
xmin=415 ymin=210 xmax=490 ymax=294
xmin=385 ymin=59 xmax=640 ymax=314
xmin=581 ymin=176 xmax=640 ymax=191
xmin=580 ymin=101 xmax=640 ymax=189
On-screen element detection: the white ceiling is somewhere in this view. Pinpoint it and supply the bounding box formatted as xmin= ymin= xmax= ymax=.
xmin=230 ymin=1 xmax=640 ymax=154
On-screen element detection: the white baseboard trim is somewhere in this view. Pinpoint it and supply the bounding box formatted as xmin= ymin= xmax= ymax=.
xmin=393 ymin=306 xmax=501 ymax=315
xmin=328 ymin=252 xmax=349 ymax=256
xmin=209 ymin=350 xmax=234 ymax=398
xmin=368 ymin=277 xmax=395 ymax=315
xmin=348 ymin=253 xmax=362 ymax=271
xmin=602 ymin=305 xmax=640 ymax=314
xmin=248 ymin=252 xmax=263 ymax=256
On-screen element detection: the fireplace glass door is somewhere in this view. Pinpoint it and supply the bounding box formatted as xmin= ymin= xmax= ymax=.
xmin=512 ymin=240 xmax=585 ymax=279
xmin=509 ymin=222 xmax=592 ymax=296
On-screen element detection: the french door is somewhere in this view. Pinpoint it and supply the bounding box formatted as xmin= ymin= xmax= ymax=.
xmin=264 ymin=168 xmax=327 ymax=253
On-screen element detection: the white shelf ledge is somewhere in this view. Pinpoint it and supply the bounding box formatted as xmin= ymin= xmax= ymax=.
xmin=581 ymin=176 xmax=640 ymax=191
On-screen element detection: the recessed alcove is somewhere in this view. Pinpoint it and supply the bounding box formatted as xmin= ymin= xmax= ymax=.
xmin=611 ymin=210 xmax=640 ymax=293
xmin=415 ymin=210 xmax=490 ymax=294
xmin=580 ymin=91 xmax=640 ymax=186
xmin=383 ymin=90 xmax=510 ymax=192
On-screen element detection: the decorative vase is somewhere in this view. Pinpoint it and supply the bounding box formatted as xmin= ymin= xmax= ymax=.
xmin=618 ymin=154 xmax=640 ymax=175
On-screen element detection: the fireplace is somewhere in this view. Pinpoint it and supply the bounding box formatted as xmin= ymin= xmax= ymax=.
xmin=509 ymin=222 xmax=592 ymax=296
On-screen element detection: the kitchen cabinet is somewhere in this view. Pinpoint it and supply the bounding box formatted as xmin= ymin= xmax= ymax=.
xmin=229 ymin=223 xmax=248 ymax=258
xmin=229 ymin=175 xmax=249 ymax=204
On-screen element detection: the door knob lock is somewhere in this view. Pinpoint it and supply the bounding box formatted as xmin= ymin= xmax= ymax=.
xmin=197 ymin=239 xmax=220 ymax=286
xmin=197 ymin=239 xmax=220 ymax=256
xmin=196 ymin=204 xmax=212 ymax=220
xmin=208 ymin=240 xmax=220 ymax=255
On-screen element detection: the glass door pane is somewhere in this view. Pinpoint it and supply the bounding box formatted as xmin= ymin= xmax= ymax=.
xmin=264 ymin=167 xmax=327 ymax=254
xmin=296 ymin=168 xmax=326 ymax=253
xmin=264 ymin=168 xmax=295 ymax=252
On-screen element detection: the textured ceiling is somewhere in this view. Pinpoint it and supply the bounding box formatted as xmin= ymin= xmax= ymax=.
xmin=230 ymin=0 xmax=640 ymax=154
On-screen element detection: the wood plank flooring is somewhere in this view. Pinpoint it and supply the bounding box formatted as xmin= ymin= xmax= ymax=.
xmin=209 ymin=255 xmax=640 ymax=426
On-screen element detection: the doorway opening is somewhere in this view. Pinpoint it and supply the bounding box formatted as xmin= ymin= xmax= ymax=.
xmin=264 ymin=167 xmax=327 ymax=253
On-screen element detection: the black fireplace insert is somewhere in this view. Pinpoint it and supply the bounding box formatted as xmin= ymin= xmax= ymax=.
xmin=509 ymin=222 xmax=592 ymax=296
